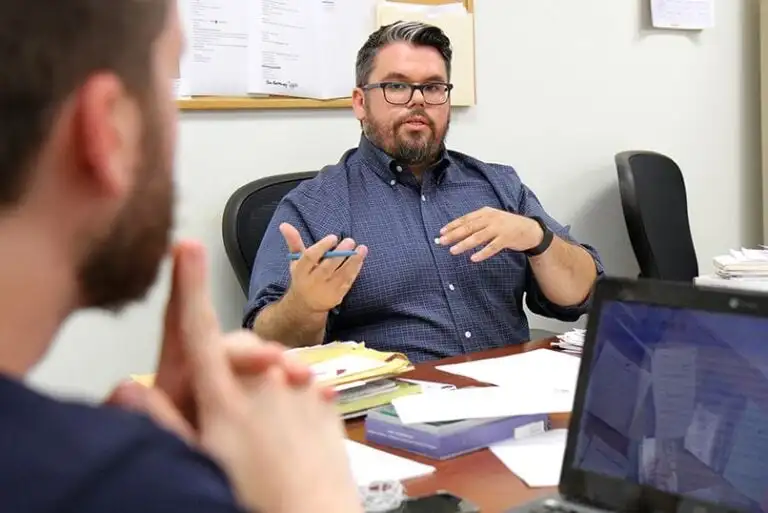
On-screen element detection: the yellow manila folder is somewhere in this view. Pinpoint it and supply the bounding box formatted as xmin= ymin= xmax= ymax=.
xmin=291 ymin=342 xmax=414 ymax=388
xmin=130 ymin=342 xmax=414 ymax=390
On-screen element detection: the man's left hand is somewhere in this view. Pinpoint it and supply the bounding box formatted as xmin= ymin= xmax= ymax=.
xmin=439 ymin=207 xmax=544 ymax=262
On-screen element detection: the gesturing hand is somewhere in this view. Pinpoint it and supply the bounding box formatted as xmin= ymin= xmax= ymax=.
xmin=281 ymin=222 xmax=368 ymax=313
xmin=439 ymin=207 xmax=544 ymax=262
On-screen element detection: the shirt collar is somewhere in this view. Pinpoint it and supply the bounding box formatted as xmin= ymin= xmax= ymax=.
xmin=357 ymin=133 xmax=451 ymax=184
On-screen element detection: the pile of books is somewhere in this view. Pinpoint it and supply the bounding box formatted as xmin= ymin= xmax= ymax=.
xmin=365 ymin=403 xmax=550 ymax=460
xmin=290 ymin=341 xmax=420 ymax=419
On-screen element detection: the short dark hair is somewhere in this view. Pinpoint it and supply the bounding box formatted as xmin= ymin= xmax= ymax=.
xmin=0 ymin=0 xmax=170 ymax=207
xmin=355 ymin=21 xmax=452 ymax=87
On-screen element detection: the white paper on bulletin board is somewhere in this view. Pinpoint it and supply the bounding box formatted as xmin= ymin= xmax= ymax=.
xmin=650 ymin=0 xmax=715 ymax=30
xmin=376 ymin=2 xmax=476 ymax=106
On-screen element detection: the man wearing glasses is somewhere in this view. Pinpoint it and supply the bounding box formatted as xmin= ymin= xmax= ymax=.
xmin=245 ymin=21 xmax=604 ymax=363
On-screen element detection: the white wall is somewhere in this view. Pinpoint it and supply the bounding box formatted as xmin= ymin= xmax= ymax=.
xmin=29 ymin=0 xmax=762 ymax=399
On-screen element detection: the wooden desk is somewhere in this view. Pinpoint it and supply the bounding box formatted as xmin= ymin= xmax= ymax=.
xmin=345 ymin=339 xmax=569 ymax=513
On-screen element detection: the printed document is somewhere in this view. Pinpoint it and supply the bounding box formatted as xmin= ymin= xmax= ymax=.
xmin=490 ymin=429 xmax=568 ymax=487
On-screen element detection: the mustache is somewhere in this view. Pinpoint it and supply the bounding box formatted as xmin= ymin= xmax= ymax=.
xmin=396 ymin=110 xmax=435 ymax=130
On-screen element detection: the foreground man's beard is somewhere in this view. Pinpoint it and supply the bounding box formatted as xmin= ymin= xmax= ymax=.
xmin=76 ymin=101 xmax=174 ymax=311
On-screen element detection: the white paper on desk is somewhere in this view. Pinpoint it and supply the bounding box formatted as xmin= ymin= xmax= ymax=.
xmin=391 ymin=386 xmax=574 ymax=425
xmin=345 ymin=439 xmax=435 ymax=485
xmin=437 ymin=349 xmax=581 ymax=393
xmin=650 ymin=0 xmax=714 ymax=30
xmin=490 ymin=429 xmax=568 ymax=487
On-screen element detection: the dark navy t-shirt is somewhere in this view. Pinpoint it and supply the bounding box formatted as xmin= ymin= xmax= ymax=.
xmin=0 ymin=375 xmax=246 ymax=513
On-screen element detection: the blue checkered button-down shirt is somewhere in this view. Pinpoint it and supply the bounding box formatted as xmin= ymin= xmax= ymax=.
xmin=244 ymin=135 xmax=604 ymax=362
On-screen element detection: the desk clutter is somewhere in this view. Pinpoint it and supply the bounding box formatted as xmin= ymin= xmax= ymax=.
xmin=713 ymin=247 xmax=768 ymax=278
xmin=289 ymin=341 xmax=420 ymax=418
xmin=132 ymin=346 xmax=576 ymax=489
xmin=550 ymin=328 xmax=584 ymax=355
xmin=695 ymin=247 xmax=768 ymax=293
xmin=358 ymin=349 xmax=579 ymax=487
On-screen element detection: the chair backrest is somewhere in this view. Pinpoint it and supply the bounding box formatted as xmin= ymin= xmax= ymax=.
xmin=614 ymin=150 xmax=698 ymax=282
xmin=222 ymin=171 xmax=317 ymax=295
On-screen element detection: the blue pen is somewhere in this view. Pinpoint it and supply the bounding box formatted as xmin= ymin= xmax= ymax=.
xmin=287 ymin=250 xmax=358 ymax=261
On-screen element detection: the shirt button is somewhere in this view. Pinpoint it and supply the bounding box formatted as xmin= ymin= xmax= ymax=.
xmin=389 ymin=179 xmax=396 ymax=186
xmin=434 ymin=237 xmax=440 ymax=244
xmin=465 ymin=331 xmax=472 ymax=339
xmin=448 ymin=284 xmax=455 ymax=291
xmin=395 ymin=165 xmax=403 ymax=173
xmin=421 ymin=194 xmax=426 ymax=202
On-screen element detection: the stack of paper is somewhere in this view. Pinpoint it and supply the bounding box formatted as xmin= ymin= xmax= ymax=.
xmin=391 ymin=385 xmax=574 ymax=425
xmin=551 ymin=328 xmax=585 ymax=355
xmin=437 ymin=348 xmax=581 ymax=394
xmin=713 ymin=248 xmax=768 ymax=279
xmin=293 ymin=342 xmax=420 ymax=419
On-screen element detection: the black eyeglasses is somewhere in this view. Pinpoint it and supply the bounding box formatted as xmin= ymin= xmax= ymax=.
xmin=361 ymin=81 xmax=453 ymax=105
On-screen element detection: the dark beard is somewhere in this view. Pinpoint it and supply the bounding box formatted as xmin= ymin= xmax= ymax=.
xmin=364 ymin=107 xmax=449 ymax=166
xmin=76 ymin=100 xmax=174 ymax=311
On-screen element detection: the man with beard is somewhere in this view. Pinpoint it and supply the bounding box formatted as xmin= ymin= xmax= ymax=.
xmin=0 ymin=1 xmax=362 ymax=512
xmin=246 ymin=21 xmax=604 ymax=362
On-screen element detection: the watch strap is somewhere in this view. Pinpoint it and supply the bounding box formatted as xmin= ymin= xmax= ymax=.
xmin=524 ymin=216 xmax=554 ymax=257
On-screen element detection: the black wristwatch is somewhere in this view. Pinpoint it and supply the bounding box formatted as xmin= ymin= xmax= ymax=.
xmin=524 ymin=216 xmax=554 ymax=257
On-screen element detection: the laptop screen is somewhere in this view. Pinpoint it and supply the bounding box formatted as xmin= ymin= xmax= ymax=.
xmin=571 ymin=299 xmax=768 ymax=512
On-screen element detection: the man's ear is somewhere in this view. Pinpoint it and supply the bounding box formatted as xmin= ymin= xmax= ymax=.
xmin=352 ymin=87 xmax=366 ymax=123
xmin=75 ymin=73 xmax=139 ymax=201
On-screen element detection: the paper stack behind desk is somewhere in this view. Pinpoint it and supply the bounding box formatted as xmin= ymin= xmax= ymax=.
xmin=713 ymin=248 xmax=768 ymax=279
xmin=551 ymin=328 xmax=584 ymax=355
xmin=291 ymin=342 xmax=420 ymax=419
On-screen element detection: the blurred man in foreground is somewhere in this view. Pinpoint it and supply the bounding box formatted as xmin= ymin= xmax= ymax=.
xmin=0 ymin=1 xmax=361 ymax=512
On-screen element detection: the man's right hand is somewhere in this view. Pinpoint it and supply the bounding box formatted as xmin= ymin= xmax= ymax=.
xmin=280 ymin=223 xmax=367 ymax=314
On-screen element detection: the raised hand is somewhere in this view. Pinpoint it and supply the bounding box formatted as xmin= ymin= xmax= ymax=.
xmin=439 ymin=207 xmax=544 ymax=262
xmin=280 ymin=223 xmax=368 ymax=314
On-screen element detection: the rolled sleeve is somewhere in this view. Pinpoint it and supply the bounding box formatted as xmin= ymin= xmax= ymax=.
xmin=242 ymin=196 xmax=307 ymax=329
xmin=517 ymin=184 xmax=604 ymax=321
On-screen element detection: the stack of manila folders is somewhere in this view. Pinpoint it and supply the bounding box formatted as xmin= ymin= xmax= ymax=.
xmin=288 ymin=341 xmax=423 ymax=419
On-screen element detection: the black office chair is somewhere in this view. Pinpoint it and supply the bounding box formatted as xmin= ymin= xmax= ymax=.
xmin=615 ymin=150 xmax=699 ymax=282
xmin=222 ymin=171 xmax=317 ymax=296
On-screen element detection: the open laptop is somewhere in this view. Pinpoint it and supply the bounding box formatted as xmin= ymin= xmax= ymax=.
xmin=510 ymin=276 xmax=768 ymax=513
